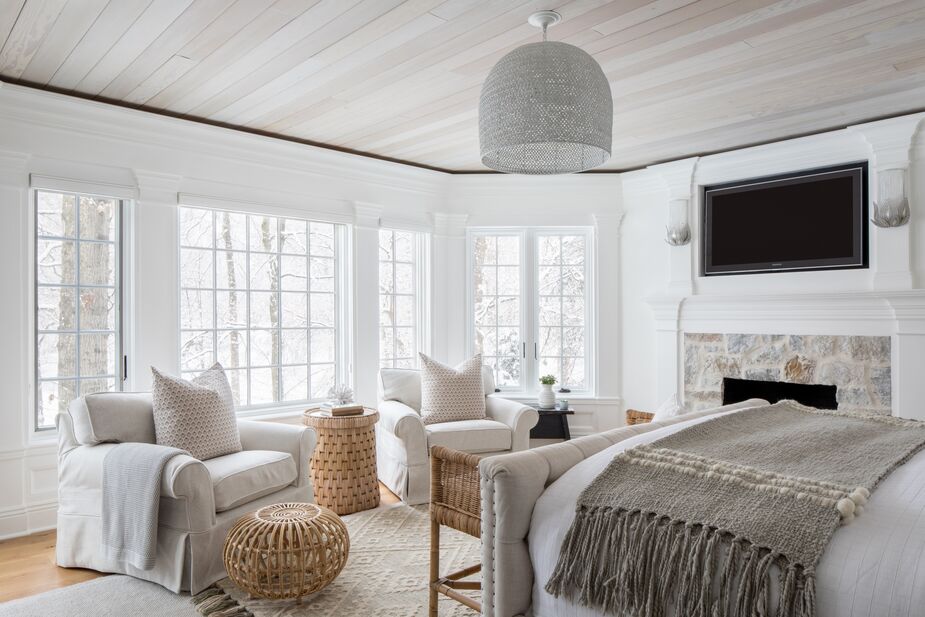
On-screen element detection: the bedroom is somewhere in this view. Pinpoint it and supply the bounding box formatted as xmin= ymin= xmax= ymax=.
xmin=0 ymin=1 xmax=924 ymax=616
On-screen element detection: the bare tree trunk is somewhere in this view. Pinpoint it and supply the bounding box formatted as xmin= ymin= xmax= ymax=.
xmin=261 ymin=217 xmax=279 ymax=400
xmin=56 ymin=200 xmax=78 ymax=415
xmin=221 ymin=212 xmax=241 ymax=397
xmin=79 ymin=197 xmax=113 ymax=392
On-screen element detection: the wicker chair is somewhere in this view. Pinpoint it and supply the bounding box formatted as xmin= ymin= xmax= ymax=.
xmin=429 ymin=446 xmax=482 ymax=616
xmin=625 ymin=408 xmax=655 ymax=425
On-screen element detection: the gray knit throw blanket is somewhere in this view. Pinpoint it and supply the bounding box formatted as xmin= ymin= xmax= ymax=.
xmin=546 ymin=401 xmax=925 ymax=617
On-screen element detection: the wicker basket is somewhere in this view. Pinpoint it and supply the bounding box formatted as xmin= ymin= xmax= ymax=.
xmin=303 ymin=409 xmax=380 ymax=515
xmin=223 ymin=502 xmax=349 ymax=603
xmin=430 ymin=446 xmax=482 ymax=615
xmin=625 ymin=408 xmax=655 ymax=425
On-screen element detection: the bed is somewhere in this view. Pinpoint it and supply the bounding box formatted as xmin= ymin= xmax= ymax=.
xmin=478 ymin=399 xmax=925 ymax=617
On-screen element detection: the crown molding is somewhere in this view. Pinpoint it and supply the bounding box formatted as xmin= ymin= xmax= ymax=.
xmin=447 ymin=171 xmax=621 ymax=197
xmin=353 ymin=202 xmax=383 ymax=228
xmin=849 ymin=113 xmax=925 ymax=170
xmin=0 ymin=149 xmax=29 ymax=186
xmin=431 ymin=212 xmax=468 ymax=237
xmin=0 ymin=82 xmax=448 ymax=198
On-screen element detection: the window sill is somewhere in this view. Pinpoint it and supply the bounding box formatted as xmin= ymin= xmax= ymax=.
xmin=493 ymin=392 xmax=597 ymax=401
xmin=236 ymin=404 xmax=312 ymax=422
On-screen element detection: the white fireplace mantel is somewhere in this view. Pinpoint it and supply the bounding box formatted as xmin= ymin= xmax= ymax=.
xmin=646 ymin=290 xmax=925 ymax=420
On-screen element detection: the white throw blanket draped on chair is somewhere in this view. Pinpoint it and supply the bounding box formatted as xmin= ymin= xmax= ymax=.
xmin=101 ymin=443 xmax=188 ymax=570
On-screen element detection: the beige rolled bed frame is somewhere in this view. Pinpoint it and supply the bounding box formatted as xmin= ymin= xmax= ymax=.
xmin=475 ymin=399 xmax=768 ymax=617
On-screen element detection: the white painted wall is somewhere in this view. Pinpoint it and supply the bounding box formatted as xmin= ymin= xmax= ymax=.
xmin=1 ymin=81 xmax=924 ymax=541
xmin=0 ymin=84 xmax=624 ymax=539
xmin=619 ymin=114 xmax=925 ymax=416
xmin=0 ymin=83 xmax=448 ymax=539
xmin=445 ymin=174 xmax=625 ymax=436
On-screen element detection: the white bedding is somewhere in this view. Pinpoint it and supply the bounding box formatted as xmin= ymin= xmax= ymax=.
xmin=529 ymin=410 xmax=925 ymax=617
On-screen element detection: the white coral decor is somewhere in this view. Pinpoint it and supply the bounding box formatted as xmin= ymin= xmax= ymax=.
xmin=327 ymin=384 xmax=355 ymax=405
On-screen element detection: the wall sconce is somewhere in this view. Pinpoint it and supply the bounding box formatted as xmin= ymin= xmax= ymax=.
xmin=872 ymin=168 xmax=909 ymax=228
xmin=665 ymin=198 xmax=691 ymax=246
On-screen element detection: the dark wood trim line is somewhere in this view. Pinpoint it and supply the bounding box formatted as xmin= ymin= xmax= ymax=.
xmin=4 ymin=79 xmax=924 ymax=176
xmin=584 ymin=105 xmax=925 ymax=175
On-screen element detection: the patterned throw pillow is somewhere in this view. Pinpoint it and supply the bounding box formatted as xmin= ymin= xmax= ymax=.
xmin=151 ymin=363 xmax=242 ymax=461
xmin=419 ymin=353 xmax=487 ymax=425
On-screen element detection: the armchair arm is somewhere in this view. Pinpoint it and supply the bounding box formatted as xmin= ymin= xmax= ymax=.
xmin=56 ymin=439 xmax=215 ymax=532
xmin=237 ymin=420 xmax=316 ymax=488
xmin=161 ymin=452 xmax=215 ymax=532
xmin=485 ymin=396 xmax=539 ymax=452
xmin=377 ymin=400 xmax=427 ymax=461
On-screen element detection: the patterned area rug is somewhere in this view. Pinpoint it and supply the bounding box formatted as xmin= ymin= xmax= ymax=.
xmin=215 ymin=503 xmax=480 ymax=616
xmin=0 ymin=504 xmax=480 ymax=617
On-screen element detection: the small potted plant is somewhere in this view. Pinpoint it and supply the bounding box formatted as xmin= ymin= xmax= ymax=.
xmin=539 ymin=374 xmax=557 ymax=409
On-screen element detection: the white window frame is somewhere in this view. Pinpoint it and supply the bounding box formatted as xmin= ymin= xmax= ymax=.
xmin=467 ymin=227 xmax=595 ymax=397
xmin=32 ymin=188 xmax=126 ymax=432
xmin=378 ymin=228 xmax=431 ymax=369
xmin=177 ymin=204 xmax=352 ymax=413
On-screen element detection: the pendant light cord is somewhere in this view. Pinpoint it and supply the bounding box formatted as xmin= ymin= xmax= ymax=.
xmin=542 ymin=23 xmax=548 ymax=41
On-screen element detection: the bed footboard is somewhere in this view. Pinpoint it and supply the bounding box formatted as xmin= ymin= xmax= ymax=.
xmin=478 ymin=399 xmax=768 ymax=617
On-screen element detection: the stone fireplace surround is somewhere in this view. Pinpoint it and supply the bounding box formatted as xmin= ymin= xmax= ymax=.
xmin=648 ymin=291 xmax=925 ymax=421
xmin=684 ymin=333 xmax=891 ymax=413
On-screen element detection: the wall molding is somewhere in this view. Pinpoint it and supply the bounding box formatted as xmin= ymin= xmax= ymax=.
xmin=0 ymin=83 xmax=448 ymax=198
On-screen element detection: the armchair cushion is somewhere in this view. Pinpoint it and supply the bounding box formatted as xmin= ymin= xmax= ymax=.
xmin=426 ymin=419 xmax=512 ymax=453
xmin=236 ymin=420 xmax=314 ymax=489
xmin=379 ymin=368 xmax=423 ymax=411
xmin=202 ymin=450 xmax=296 ymax=512
xmin=69 ymin=392 xmax=155 ymax=446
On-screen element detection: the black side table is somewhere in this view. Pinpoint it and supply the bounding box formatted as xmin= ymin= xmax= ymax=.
xmin=524 ymin=401 xmax=574 ymax=440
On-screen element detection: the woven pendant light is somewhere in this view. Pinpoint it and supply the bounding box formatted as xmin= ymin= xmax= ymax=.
xmin=479 ymin=11 xmax=613 ymax=175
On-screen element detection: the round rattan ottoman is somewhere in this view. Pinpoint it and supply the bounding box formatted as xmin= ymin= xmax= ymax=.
xmin=223 ymin=502 xmax=349 ymax=604
xmin=303 ymin=408 xmax=380 ymax=515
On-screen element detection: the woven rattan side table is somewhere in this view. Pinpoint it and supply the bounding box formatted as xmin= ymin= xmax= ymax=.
xmin=223 ymin=502 xmax=349 ymax=604
xmin=303 ymin=408 xmax=380 ymax=515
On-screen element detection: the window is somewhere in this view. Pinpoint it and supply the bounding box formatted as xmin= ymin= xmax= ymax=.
xmin=536 ymin=233 xmax=589 ymax=390
xmin=178 ymin=207 xmax=347 ymax=409
xmin=35 ymin=190 xmax=122 ymax=430
xmin=471 ymin=233 xmax=523 ymax=388
xmin=378 ymin=229 xmax=426 ymax=368
xmin=469 ymin=228 xmax=592 ymax=394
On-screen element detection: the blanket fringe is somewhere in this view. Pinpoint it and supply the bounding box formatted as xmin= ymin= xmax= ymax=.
xmin=546 ymin=507 xmax=817 ymax=617
xmin=191 ymin=585 xmax=253 ymax=617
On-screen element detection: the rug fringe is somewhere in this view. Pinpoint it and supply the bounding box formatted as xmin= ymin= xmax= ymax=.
xmin=191 ymin=584 xmax=253 ymax=617
xmin=545 ymin=507 xmax=816 ymax=617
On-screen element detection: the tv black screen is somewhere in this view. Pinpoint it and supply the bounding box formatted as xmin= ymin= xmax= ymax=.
xmin=702 ymin=162 xmax=868 ymax=276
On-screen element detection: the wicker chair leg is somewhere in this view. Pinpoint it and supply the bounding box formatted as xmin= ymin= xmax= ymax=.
xmin=429 ymin=518 xmax=439 ymax=617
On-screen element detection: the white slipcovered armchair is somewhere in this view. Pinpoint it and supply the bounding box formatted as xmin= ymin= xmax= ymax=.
xmin=376 ymin=366 xmax=538 ymax=505
xmin=55 ymin=392 xmax=316 ymax=594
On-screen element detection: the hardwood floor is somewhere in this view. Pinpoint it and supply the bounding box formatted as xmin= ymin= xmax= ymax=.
xmin=0 ymin=482 xmax=402 ymax=604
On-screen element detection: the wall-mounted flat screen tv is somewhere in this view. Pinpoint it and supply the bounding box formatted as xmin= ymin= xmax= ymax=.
xmin=702 ymin=162 xmax=868 ymax=276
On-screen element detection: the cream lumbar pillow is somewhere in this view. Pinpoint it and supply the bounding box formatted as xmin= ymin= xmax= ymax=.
xmin=419 ymin=353 xmax=487 ymax=425
xmin=151 ymin=363 xmax=242 ymax=461
xmin=652 ymin=393 xmax=689 ymax=422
